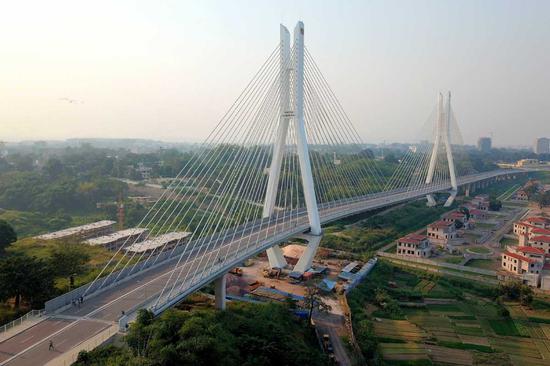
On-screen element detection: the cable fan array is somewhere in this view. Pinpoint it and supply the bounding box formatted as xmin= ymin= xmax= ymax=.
xmin=82 ymin=42 xmax=386 ymax=309
xmin=385 ymin=94 xmax=472 ymax=192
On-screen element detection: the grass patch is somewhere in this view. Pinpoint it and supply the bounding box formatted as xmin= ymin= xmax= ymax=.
xmin=465 ymin=259 xmax=495 ymax=270
xmin=467 ymin=246 xmax=492 ymax=254
xmin=527 ymin=317 xmax=550 ymax=324
xmin=488 ymin=319 xmax=522 ymax=336
xmin=437 ymin=341 xmax=494 ymax=353
xmin=449 ymin=315 xmax=476 ymax=320
xmin=427 ymin=304 xmax=462 ymax=312
xmin=444 ymin=256 xmax=464 ymax=264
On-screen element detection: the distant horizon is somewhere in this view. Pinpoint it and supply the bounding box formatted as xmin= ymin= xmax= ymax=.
xmin=0 ymin=136 xmax=537 ymax=150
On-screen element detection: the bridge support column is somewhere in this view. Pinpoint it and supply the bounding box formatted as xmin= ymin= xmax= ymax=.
xmin=465 ymin=184 xmax=470 ymax=197
xmin=293 ymin=233 xmax=322 ymax=274
xmin=214 ymin=274 xmax=226 ymax=311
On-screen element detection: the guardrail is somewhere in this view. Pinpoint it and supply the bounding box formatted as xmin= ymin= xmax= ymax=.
xmin=0 ymin=309 xmax=45 ymax=335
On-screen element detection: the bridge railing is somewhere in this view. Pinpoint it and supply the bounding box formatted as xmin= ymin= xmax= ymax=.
xmin=0 ymin=309 xmax=45 ymax=335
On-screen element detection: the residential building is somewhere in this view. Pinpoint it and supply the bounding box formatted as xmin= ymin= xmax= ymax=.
xmin=442 ymin=211 xmax=467 ymax=225
xmin=529 ymin=235 xmax=550 ymax=255
xmin=515 ymin=190 xmax=529 ymax=201
xmin=468 ymin=209 xmax=487 ymax=220
xmin=396 ymin=234 xmax=432 ymax=258
xmin=35 ymin=220 xmax=116 ymax=241
xmin=84 ymin=228 xmax=149 ymax=251
xmin=534 ymin=137 xmax=550 ymax=155
xmin=469 ymin=194 xmax=490 ymax=211
xmin=501 ymin=246 xmax=547 ymax=287
xmin=125 ymin=231 xmax=191 ymax=255
xmin=427 ymin=220 xmax=457 ymax=245
xmin=512 ymin=217 xmax=550 ymax=237
xmin=477 ymin=137 xmax=492 ymax=153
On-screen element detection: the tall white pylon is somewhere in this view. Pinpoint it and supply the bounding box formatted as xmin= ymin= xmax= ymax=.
xmin=425 ymin=92 xmax=458 ymax=207
xmin=264 ymin=21 xmax=322 ymax=270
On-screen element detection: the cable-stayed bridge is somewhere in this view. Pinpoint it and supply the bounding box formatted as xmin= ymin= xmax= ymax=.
xmin=1 ymin=21 xmax=527 ymax=366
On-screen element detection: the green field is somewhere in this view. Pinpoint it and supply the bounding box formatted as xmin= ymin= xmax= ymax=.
xmin=348 ymin=261 xmax=550 ymax=365
xmin=465 ymin=259 xmax=497 ymax=270
xmin=467 ymin=246 xmax=492 ymax=254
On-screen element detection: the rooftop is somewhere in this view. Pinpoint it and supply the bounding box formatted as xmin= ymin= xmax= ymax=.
xmin=445 ymin=211 xmax=465 ymax=219
xmin=517 ymin=246 xmax=545 ymax=255
xmin=398 ymin=233 xmax=428 ymax=244
xmin=532 ymin=228 xmax=550 ymax=235
xmin=35 ymin=220 xmax=116 ymax=240
xmin=84 ymin=228 xmax=149 ymax=246
xmin=525 ymin=216 xmax=550 ymax=225
xmin=428 ymin=220 xmax=454 ymax=229
xmin=503 ymin=251 xmax=534 ymax=264
xmin=125 ymin=232 xmax=192 ymax=253
xmin=531 ymin=235 xmax=550 ymax=244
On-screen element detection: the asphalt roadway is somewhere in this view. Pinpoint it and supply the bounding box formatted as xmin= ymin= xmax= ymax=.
xmin=0 ymin=170 xmax=522 ymax=365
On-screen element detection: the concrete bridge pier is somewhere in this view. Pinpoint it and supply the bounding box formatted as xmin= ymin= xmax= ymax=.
xmin=465 ymin=184 xmax=471 ymax=197
xmin=293 ymin=233 xmax=323 ymax=274
xmin=214 ymin=274 xmax=227 ymax=310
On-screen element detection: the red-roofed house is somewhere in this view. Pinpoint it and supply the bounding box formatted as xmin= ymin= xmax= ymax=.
xmin=515 ymin=190 xmax=529 ymax=201
xmin=529 ymin=235 xmax=550 ymax=255
xmin=427 ymin=220 xmax=457 ymax=245
xmin=525 ymin=217 xmax=550 ymax=229
xmin=470 ymin=195 xmax=490 ymax=211
xmin=396 ymin=234 xmax=432 ymax=258
xmin=468 ymin=209 xmax=487 ymax=221
xmin=442 ymin=211 xmax=467 ymax=224
xmin=501 ymin=246 xmax=546 ymax=286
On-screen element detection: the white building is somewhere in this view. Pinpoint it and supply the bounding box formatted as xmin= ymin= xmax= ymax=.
xmin=84 ymin=228 xmax=149 ymax=251
xmin=35 ymin=220 xmax=116 ymax=241
xmin=427 ymin=220 xmax=457 ymax=245
xmin=396 ymin=234 xmax=432 ymax=258
xmin=125 ymin=232 xmax=192 ymax=255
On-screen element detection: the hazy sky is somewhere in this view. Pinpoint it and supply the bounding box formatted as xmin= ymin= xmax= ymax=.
xmin=1 ymin=0 xmax=549 ymax=146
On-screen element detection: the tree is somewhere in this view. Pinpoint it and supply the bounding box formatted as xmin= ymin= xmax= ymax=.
xmin=535 ymin=191 xmax=550 ymax=209
xmin=49 ymin=243 xmax=90 ymax=278
xmin=0 ymin=219 xmax=17 ymax=254
xmin=524 ymin=184 xmax=539 ymax=199
xmin=489 ymin=198 xmax=502 ymax=211
xmin=303 ymin=281 xmax=332 ymax=324
xmin=0 ymin=254 xmax=55 ymax=308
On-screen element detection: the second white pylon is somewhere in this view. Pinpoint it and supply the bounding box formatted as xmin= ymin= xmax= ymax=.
xmin=425 ymin=92 xmax=458 ymax=207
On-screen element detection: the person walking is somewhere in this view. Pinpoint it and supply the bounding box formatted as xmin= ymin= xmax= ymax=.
xmin=48 ymin=340 xmax=54 ymax=351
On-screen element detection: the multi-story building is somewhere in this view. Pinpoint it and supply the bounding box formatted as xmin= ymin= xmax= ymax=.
xmin=513 ymin=217 xmax=550 ymax=237
xmin=125 ymin=231 xmax=192 ymax=255
xmin=427 ymin=220 xmax=457 ymax=245
xmin=442 ymin=211 xmax=467 ymax=225
xmin=515 ymin=189 xmax=529 ymax=201
xmin=396 ymin=234 xmax=432 ymax=258
xmin=477 ymin=137 xmax=492 ymax=153
xmin=84 ymin=228 xmax=149 ymax=251
xmin=501 ymin=246 xmax=547 ymax=287
xmin=35 ymin=220 xmax=116 ymax=241
xmin=468 ymin=208 xmax=488 ymax=220
xmin=468 ymin=194 xmax=490 ymax=211
xmin=528 ymin=235 xmax=550 ymax=255
xmin=534 ymin=137 xmax=550 ymax=155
